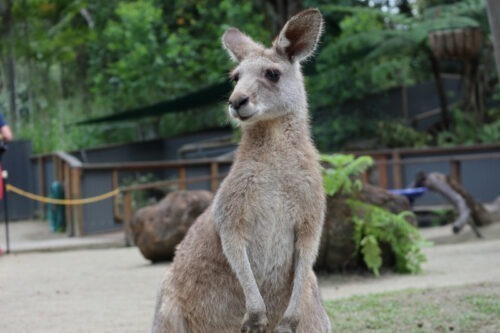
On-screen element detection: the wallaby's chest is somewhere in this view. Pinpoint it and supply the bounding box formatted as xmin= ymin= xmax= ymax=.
xmin=223 ymin=158 xmax=318 ymax=272
xmin=233 ymin=158 xmax=317 ymax=222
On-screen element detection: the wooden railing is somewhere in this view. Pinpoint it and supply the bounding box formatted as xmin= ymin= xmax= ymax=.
xmin=30 ymin=143 xmax=499 ymax=235
xmin=350 ymin=143 xmax=500 ymax=189
xmin=81 ymin=159 xmax=231 ymax=218
xmin=31 ymin=154 xmax=233 ymax=235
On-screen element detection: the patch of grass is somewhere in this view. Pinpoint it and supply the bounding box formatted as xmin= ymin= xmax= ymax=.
xmin=325 ymin=283 xmax=500 ymax=333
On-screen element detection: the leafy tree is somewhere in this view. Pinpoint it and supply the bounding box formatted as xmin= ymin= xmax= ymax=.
xmin=0 ymin=0 xmax=269 ymax=152
xmin=307 ymin=0 xmax=489 ymax=151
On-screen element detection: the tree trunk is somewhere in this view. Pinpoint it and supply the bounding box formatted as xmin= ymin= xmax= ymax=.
xmin=266 ymin=0 xmax=303 ymax=35
xmin=0 ymin=0 xmax=17 ymax=129
xmin=429 ymin=53 xmax=449 ymax=131
xmin=487 ymin=0 xmax=500 ymax=77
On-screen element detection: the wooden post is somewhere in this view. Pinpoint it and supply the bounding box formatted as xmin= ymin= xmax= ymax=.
xmin=487 ymin=0 xmax=500 ymax=76
xmin=123 ymin=191 xmax=133 ymax=226
xmin=429 ymin=53 xmax=450 ymax=130
xmin=37 ymin=156 xmax=46 ymax=219
xmin=64 ymin=163 xmax=72 ymax=235
xmin=392 ymin=150 xmax=403 ymax=189
xmin=450 ymin=160 xmax=461 ymax=185
xmin=360 ymin=171 xmax=369 ymax=185
xmin=112 ymin=170 xmax=122 ymax=221
xmin=70 ymin=168 xmax=83 ymax=236
xmin=377 ymin=156 xmax=389 ymax=189
xmin=52 ymin=155 xmax=60 ymax=181
xmin=210 ymin=162 xmax=219 ymax=192
xmin=178 ymin=166 xmax=187 ymax=190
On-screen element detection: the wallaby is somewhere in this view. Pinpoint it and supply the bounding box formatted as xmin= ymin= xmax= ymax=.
xmin=152 ymin=8 xmax=330 ymax=333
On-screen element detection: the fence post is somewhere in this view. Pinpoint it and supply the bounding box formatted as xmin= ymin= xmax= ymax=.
xmin=377 ymin=156 xmax=389 ymax=189
xmin=70 ymin=168 xmax=83 ymax=236
xmin=450 ymin=160 xmax=462 ymax=184
xmin=210 ymin=162 xmax=219 ymax=192
xmin=64 ymin=163 xmax=72 ymax=235
xmin=392 ymin=150 xmax=403 ymax=189
xmin=37 ymin=156 xmax=46 ymax=219
xmin=123 ymin=190 xmax=133 ymax=226
xmin=112 ymin=169 xmax=122 ymax=221
xmin=361 ymin=170 xmax=369 ymax=185
xmin=179 ymin=166 xmax=187 ymax=190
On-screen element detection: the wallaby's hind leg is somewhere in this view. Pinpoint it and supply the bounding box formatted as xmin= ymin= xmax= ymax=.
xmin=295 ymin=274 xmax=331 ymax=333
xmin=151 ymin=279 xmax=189 ymax=333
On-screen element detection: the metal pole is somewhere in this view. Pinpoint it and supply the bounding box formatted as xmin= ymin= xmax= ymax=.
xmin=2 ymin=166 xmax=9 ymax=254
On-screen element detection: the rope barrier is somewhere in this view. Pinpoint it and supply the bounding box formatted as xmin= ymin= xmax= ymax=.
xmin=6 ymin=184 xmax=120 ymax=205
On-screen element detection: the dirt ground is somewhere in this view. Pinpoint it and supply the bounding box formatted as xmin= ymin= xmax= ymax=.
xmin=1 ymin=222 xmax=500 ymax=332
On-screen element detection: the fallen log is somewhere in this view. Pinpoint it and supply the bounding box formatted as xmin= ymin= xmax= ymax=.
xmin=415 ymin=172 xmax=492 ymax=237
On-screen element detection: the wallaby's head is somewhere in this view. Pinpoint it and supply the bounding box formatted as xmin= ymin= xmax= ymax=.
xmin=222 ymin=9 xmax=323 ymax=125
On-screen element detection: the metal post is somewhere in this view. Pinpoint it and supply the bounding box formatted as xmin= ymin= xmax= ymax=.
xmin=2 ymin=167 xmax=10 ymax=254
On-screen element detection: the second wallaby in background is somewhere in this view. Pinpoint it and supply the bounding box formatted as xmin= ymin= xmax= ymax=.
xmin=152 ymin=8 xmax=331 ymax=333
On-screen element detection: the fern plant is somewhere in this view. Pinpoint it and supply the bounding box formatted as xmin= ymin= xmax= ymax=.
xmin=321 ymin=154 xmax=373 ymax=196
xmin=321 ymin=154 xmax=429 ymax=275
xmin=349 ymin=201 xmax=429 ymax=275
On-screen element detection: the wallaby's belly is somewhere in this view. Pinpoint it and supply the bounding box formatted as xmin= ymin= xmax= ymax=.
xmin=244 ymin=174 xmax=298 ymax=293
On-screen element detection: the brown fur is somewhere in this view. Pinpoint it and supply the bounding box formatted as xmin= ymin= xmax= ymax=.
xmin=152 ymin=9 xmax=330 ymax=333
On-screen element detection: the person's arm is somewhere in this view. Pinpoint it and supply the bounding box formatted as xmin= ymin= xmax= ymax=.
xmin=1 ymin=124 xmax=13 ymax=142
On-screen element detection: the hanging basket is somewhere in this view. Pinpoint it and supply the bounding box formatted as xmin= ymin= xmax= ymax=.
xmin=428 ymin=27 xmax=483 ymax=60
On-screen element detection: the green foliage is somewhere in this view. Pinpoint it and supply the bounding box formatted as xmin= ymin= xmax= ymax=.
xmin=2 ymin=0 xmax=493 ymax=153
xmin=377 ymin=120 xmax=432 ymax=148
xmin=320 ymin=154 xmax=374 ymax=196
xmin=308 ymin=0 xmax=488 ymax=151
xmin=2 ymin=0 xmax=269 ymax=153
xmin=322 ymin=153 xmax=429 ymax=275
xmin=437 ymin=108 xmax=500 ymax=146
xmin=359 ymin=234 xmax=383 ymax=276
xmin=479 ymin=120 xmax=500 ymax=143
xmin=350 ymin=200 xmax=430 ymax=275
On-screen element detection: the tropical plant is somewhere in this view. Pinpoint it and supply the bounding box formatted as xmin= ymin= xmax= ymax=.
xmin=350 ymin=200 xmax=429 ymax=275
xmin=308 ymin=0 xmax=489 ymax=150
xmin=321 ymin=153 xmax=429 ymax=275
xmin=322 ymin=153 xmax=374 ymax=196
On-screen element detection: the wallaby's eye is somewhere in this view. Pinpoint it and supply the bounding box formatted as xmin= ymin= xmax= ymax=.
xmin=265 ymin=69 xmax=281 ymax=83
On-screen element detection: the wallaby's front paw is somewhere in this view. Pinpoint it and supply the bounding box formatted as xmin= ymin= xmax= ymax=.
xmin=241 ymin=311 xmax=268 ymax=333
xmin=274 ymin=317 xmax=299 ymax=333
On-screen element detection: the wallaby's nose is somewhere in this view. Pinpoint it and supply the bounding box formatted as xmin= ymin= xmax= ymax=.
xmin=229 ymin=95 xmax=249 ymax=110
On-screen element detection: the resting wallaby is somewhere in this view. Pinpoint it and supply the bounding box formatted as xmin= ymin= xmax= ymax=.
xmin=152 ymin=8 xmax=330 ymax=333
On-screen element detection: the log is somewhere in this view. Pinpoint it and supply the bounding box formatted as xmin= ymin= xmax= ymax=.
xmin=415 ymin=172 xmax=492 ymax=236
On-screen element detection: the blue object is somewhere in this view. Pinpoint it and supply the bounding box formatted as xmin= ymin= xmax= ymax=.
xmin=389 ymin=187 xmax=427 ymax=204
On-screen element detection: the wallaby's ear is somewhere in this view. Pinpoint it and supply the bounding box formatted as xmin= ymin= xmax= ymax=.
xmin=222 ymin=28 xmax=263 ymax=62
xmin=273 ymin=8 xmax=323 ymax=63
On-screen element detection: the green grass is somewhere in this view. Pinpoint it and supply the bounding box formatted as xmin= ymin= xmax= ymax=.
xmin=325 ymin=283 xmax=500 ymax=333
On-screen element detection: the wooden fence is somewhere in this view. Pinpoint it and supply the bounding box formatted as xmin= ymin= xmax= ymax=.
xmin=31 ymin=154 xmax=232 ymax=236
xmin=30 ymin=143 xmax=499 ymax=235
xmin=351 ymin=144 xmax=500 ymax=189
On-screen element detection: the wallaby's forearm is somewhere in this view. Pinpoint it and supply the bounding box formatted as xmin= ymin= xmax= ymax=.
xmin=219 ymin=230 xmax=265 ymax=311
xmin=280 ymin=215 xmax=324 ymax=328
